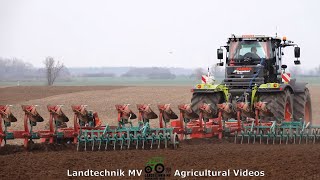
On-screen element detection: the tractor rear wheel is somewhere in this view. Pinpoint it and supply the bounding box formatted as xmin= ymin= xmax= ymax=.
xmin=259 ymin=89 xmax=293 ymax=122
xmin=293 ymin=88 xmax=312 ymax=124
xmin=190 ymin=92 xmax=224 ymax=118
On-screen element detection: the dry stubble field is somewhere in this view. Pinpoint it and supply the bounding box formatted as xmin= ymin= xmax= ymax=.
xmin=0 ymin=85 xmax=320 ymax=179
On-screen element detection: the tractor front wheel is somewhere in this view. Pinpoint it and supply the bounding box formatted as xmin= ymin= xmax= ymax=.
xmin=259 ymin=89 xmax=293 ymax=122
xmin=190 ymin=92 xmax=224 ymax=118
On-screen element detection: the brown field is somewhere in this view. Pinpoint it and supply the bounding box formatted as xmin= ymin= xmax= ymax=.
xmin=1 ymin=85 xmax=320 ymax=179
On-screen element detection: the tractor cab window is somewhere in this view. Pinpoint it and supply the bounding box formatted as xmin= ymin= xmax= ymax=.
xmin=228 ymin=40 xmax=272 ymax=64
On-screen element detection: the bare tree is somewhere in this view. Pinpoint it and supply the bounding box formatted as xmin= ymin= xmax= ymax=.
xmin=43 ymin=56 xmax=64 ymax=85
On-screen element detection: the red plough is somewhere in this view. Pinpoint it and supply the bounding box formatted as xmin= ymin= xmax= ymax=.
xmin=0 ymin=104 xmax=100 ymax=148
xmin=0 ymin=105 xmax=54 ymax=148
xmin=170 ymin=102 xmax=273 ymax=140
xmin=1 ymin=102 xmax=319 ymax=150
xmin=170 ymin=103 xmax=223 ymax=139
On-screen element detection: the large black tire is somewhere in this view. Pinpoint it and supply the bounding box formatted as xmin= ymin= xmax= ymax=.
xmin=258 ymin=89 xmax=293 ymax=122
xmin=293 ymin=88 xmax=312 ymax=124
xmin=190 ymin=92 xmax=224 ymax=118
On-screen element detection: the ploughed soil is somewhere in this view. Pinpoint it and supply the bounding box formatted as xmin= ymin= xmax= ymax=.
xmin=0 ymin=86 xmax=127 ymax=104
xmin=0 ymin=140 xmax=320 ymax=180
xmin=1 ymin=85 xmax=320 ymax=179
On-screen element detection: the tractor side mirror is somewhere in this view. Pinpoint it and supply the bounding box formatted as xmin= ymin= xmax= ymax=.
xmin=294 ymin=47 xmax=300 ymax=58
xmin=294 ymin=60 xmax=301 ymax=65
xmin=217 ymin=48 xmax=223 ymax=60
xmin=217 ymin=62 xmax=224 ymax=66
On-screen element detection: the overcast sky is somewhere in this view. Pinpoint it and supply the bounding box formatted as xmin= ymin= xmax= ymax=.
xmin=0 ymin=0 xmax=319 ymax=71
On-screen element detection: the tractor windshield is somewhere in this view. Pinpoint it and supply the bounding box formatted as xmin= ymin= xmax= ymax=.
xmin=228 ymin=40 xmax=273 ymax=62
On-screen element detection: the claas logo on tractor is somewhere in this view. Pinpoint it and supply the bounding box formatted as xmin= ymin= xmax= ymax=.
xmin=233 ymin=67 xmax=252 ymax=74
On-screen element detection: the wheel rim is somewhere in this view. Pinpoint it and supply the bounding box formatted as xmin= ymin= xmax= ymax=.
xmin=284 ymin=102 xmax=292 ymax=122
xmin=305 ymin=101 xmax=311 ymax=123
xmin=145 ymin=166 xmax=152 ymax=173
xmin=155 ymin=164 xmax=164 ymax=173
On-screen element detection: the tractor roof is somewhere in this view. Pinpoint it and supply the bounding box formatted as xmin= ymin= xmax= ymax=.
xmin=228 ymin=34 xmax=282 ymax=41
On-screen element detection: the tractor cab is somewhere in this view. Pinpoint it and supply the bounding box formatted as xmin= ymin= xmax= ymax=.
xmin=228 ymin=39 xmax=273 ymax=65
xmin=216 ymin=35 xmax=299 ymax=95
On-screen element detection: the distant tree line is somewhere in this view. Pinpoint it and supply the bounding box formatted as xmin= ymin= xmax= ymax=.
xmin=0 ymin=57 xmax=70 ymax=84
xmin=80 ymin=73 xmax=115 ymax=77
xmin=122 ymin=67 xmax=176 ymax=79
xmin=289 ymin=65 xmax=320 ymax=77
xmin=0 ymin=57 xmax=40 ymax=80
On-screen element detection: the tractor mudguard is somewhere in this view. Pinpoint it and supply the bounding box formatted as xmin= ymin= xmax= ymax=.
xmin=279 ymin=84 xmax=294 ymax=94
xmin=192 ymin=84 xmax=226 ymax=91
xmin=289 ymin=80 xmax=308 ymax=93
xmin=192 ymin=84 xmax=229 ymax=101
xmin=257 ymin=83 xmax=294 ymax=94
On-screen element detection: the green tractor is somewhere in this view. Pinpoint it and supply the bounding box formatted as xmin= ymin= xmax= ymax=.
xmin=191 ymin=34 xmax=312 ymax=124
